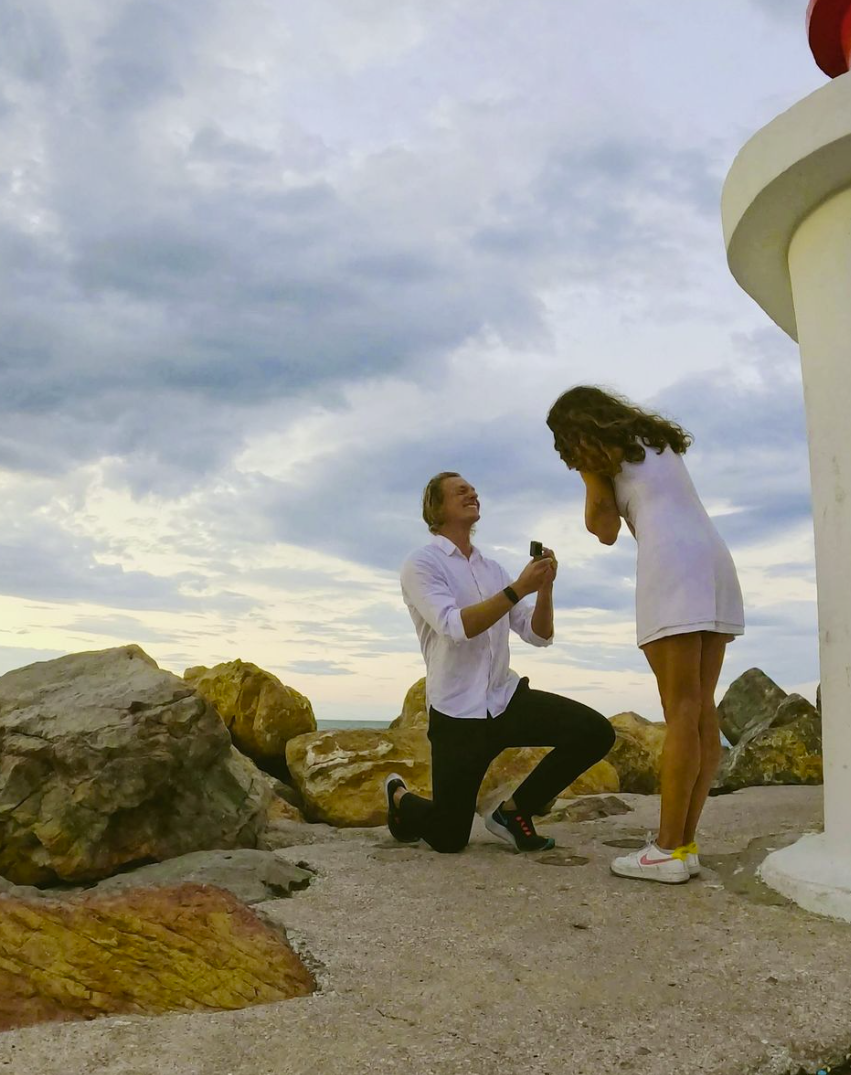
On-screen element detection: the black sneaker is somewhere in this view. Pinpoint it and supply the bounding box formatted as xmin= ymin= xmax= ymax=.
xmin=485 ymin=802 xmax=555 ymax=852
xmin=384 ymin=772 xmax=417 ymax=843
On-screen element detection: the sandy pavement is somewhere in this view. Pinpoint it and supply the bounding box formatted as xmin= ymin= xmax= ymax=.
xmin=1 ymin=786 xmax=849 ymax=1075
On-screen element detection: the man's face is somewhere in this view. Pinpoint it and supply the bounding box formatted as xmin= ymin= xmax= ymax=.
xmin=440 ymin=476 xmax=480 ymax=528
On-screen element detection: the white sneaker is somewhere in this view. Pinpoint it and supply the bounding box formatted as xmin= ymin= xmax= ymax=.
xmin=610 ymin=840 xmax=690 ymax=885
xmin=683 ymin=841 xmax=700 ymax=877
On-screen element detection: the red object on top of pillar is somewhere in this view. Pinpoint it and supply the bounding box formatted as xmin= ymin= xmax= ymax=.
xmin=807 ymin=0 xmax=851 ymax=77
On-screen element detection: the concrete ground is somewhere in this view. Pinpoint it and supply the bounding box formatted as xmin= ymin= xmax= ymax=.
xmin=1 ymin=786 xmax=849 ymax=1075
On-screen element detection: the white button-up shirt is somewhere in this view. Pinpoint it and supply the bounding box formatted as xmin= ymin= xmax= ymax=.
xmin=400 ymin=535 xmax=554 ymax=720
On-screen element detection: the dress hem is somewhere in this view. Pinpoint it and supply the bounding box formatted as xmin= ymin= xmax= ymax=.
xmin=638 ymin=620 xmax=745 ymax=648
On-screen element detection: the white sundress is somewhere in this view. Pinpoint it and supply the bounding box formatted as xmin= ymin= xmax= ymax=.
xmin=612 ymin=446 xmax=745 ymax=648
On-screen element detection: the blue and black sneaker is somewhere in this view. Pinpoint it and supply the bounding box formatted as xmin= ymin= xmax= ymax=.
xmin=485 ymin=802 xmax=555 ymax=853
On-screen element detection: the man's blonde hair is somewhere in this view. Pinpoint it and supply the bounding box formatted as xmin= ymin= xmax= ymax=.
xmin=422 ymin=472 xmax=460 ymax=534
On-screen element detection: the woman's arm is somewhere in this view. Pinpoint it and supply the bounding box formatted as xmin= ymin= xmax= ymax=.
xmin=580 ymin=472 xmax=621 ymax=545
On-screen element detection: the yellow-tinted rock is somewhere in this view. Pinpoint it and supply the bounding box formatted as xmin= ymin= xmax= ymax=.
xmin=715 ymin=713 xmax=822 ymax=793
xmin=477 ymin=747 xmax=548 ymax=808
xmin=478 ymin=751 xmax=619 ymax=811
xmin=185 ymin=660 xmax=316 ymax=766
xmin=566 ymin=760 xmax=620 ymax=797
xmin=0 ymin=883 xmax=314 ymax=1032
xmin=607 ymin=712 xmax=667 ymax=795
xmin=389 ymin=678 xmax=428 ymax=730
xmin=286 ymin=728 xmax=431 ymax=827
xmin=289 ymin=684 xmax=622 ymax=826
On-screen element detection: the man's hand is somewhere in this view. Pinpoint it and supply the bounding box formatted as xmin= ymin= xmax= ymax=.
xmin=541 ymin=547 xmax=558 ymax=584
xmin=458 ymin=550 xmax=558 ymax=640
xmin=514 ymin=555 xmax=556 ymax=598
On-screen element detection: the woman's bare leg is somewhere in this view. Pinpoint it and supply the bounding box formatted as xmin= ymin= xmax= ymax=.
xmin=682 ymin=632 xmax=728 ymax=844
xmin=642 ymin=633 xmax=703 ymax=850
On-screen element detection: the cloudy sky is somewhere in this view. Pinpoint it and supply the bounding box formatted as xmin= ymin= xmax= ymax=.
xmin=0 ymin=0 xmax=826 ymax=723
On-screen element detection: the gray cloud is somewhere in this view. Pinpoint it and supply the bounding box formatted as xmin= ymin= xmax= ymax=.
xmin=59 ymin=614 xmax=178 ymax=645
xmin=0 ymin=0 xmax=728 ymax=497
xmin=0 ymin=0 xmax=68 ymax=86
xmin=0 ymin=0 xmax=822 ymax=708
xmin=0 ymin=645 xmax=68 ymax=677
xmin=209 ymin=337 xmax=812 ymax=580
xmin=285 ymin=659 xmax=352 ymax=677
xmin=92 ymin=0 xmax=204 ymax=115
xmin=651 ymin=333 xmax=812 ymax=548
xmin=287 ymin=603 xmax=422 ymax=660
xmin=0 ymin=518 xmax=257 ymax=613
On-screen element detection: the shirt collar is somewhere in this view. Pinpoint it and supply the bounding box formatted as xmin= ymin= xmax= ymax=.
xmin=431 ymin=534 xmax=481 ymax=561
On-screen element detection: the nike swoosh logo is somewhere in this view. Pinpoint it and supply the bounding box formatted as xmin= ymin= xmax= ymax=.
xmin=639 ymin=854 xmax=677 ymax=866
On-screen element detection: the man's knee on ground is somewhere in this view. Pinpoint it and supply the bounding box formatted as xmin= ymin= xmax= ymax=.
xmin=431 ymin=833 xmax=470 ymax=854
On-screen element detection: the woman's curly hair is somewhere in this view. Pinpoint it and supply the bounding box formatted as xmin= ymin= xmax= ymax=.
xmin=546 ymin=386 xmax=693 ymax=477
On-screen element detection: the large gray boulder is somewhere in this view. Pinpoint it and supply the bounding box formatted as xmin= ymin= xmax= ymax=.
xmin=714 ymin=705 xmax=822 ymax=794
xmin=718 ymin=668 xmax=788 ymax=745
xmin=0 ymin=646 xmax=272 ymax=885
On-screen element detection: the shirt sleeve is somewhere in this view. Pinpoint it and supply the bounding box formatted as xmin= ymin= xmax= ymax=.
xmin=400 ymin=553 xmax=468 ymax=643
xmin=501 ymin=565 xmax=554 ymax=647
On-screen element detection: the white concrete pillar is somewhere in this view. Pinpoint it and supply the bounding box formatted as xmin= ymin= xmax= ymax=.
xmin=722 ymin=72 xmax=851 ymax=920
xmin=788 ymin=187 xmax=851 ymax=852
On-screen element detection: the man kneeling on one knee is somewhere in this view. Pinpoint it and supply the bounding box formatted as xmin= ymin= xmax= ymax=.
xmin=385 ymin=471 xmax=615 ymax=854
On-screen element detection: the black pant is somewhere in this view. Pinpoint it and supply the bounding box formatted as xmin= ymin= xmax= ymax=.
xmin=398 ymin=678 xmax=615 ymax=853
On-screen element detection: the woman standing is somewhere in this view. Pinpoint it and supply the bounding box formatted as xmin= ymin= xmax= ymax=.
xmin=546 ymin=386 xmax=744 ymax=884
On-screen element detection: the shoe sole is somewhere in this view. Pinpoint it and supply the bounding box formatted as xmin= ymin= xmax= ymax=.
xmin=610 ymin=863 xmax=690 ymax=885
xmin=484 ymin=812 xmax=554 ymax=853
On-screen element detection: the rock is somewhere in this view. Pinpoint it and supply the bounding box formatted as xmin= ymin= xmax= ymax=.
xmin=0 ymin=877 xmax=45 ymax=901
xmin=816 ymin=682 xmax=821 ymax=713
xmin=567 ymin=761 xmax=621 ymax=798
xmin=477 ymin=746 xmax=547 ymax=809
xmin=772 ymin=693 xmax=820 ymax=727
xmin=389 ymin=678 xmax=428 ymax=730
xmin=0 ymin=883 xmax=314 ymax=1031
xmin=546 ymin=795 xmax=633 ymax=823
xmin=606 ymin=712 xmax=666 ymax=794
xmin=718 ymin=668 xmax=787 ymax=745
xmin=184 ymin=660 xmax=315 ymax=776
xmin=478 ymin=752 xmax=619 ymax=812
xmin=288 ymin=709 xmax=619 ymax=827
xmin=267 ymin=796 xmax=305 ymax=823
xmin=266 ymin=777 xmax=304 ymax=811
xmin=255 ymin=772 xmax=305 ymax=822
xmin=0 ymin=646 xmax=272 ymax=885
xmin=257 ymin=819 xmax=339 ymax=851
xmin=87 ymin=849 xmax=312 ymax=905
xmin=714 ymin=712 xmax=823 ymax=793
xmin=286 ymin=727 xmax=432 ymax=827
